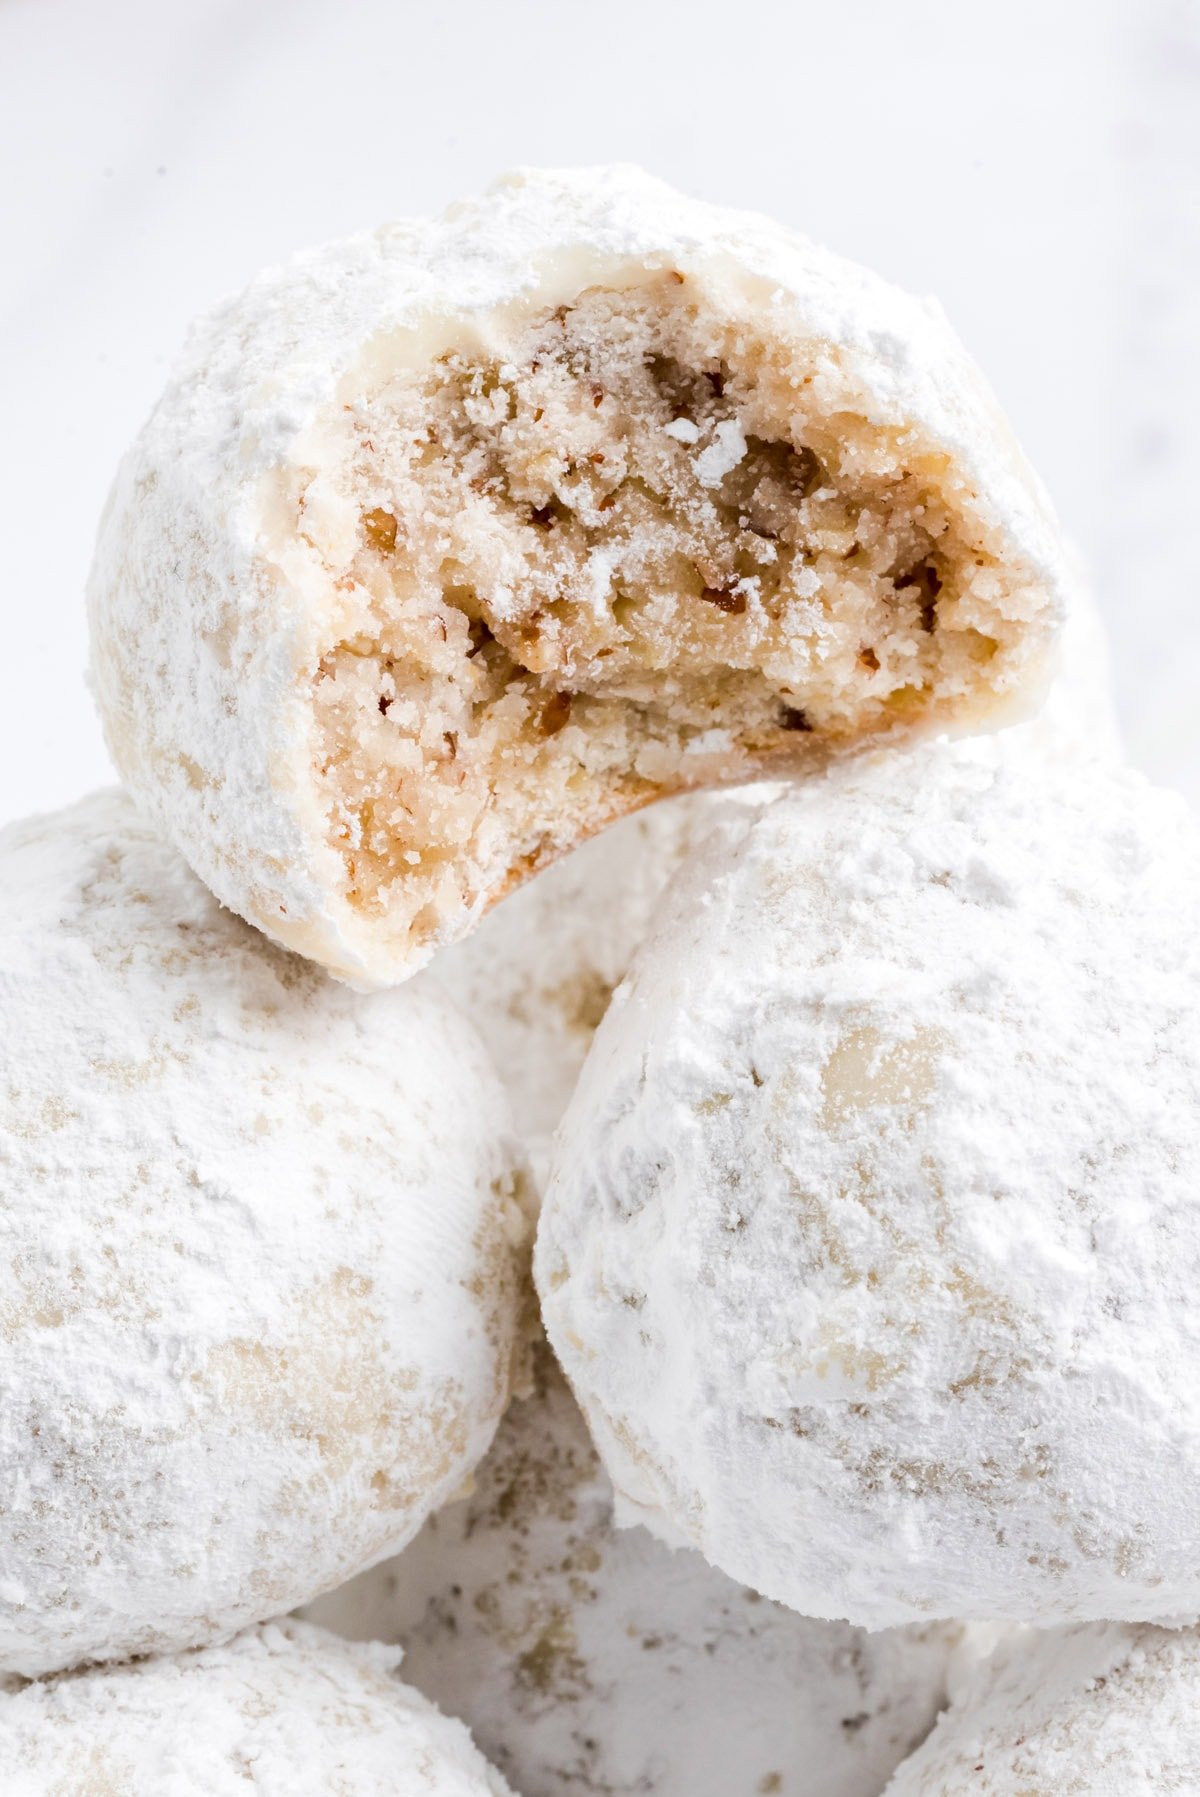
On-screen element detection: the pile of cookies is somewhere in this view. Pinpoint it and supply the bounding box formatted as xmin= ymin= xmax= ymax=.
xmin=3 ymin=168 xmax=1199 ymax=1794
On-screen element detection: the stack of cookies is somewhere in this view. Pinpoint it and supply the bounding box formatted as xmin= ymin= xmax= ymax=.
xmin=3 ymin=168 xmax=1198 ymax=1796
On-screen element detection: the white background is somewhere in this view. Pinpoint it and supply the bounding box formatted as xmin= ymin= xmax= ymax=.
xmin=1 ymin=0 xmax=1197 ymax=824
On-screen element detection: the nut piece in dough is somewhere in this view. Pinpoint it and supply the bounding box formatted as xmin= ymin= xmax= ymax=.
xmin=88 ymin=165 xmax=1066 ymax=987
xmin=0 ymin=1618 xmax=514 ymax=1796
xmin=306 ymin=1345 xmax=966 ymax=1797
xmin=0 ymin=790 xmax=530 ymax=1677
xmin=536 ymin=749 xmax=1200 ymax=1628
xmin=884 ymin=1623 xmax=1200 ymax=1795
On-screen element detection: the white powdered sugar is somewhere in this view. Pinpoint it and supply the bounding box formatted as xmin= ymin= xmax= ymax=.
xmin=536 ymin=744 xmax=1200 ymax=1629
xmin=0 ymin=790 xmax=530 ymax=1678
xmin=422 ymin=787 xmax=770 ymax=1174
xmin=304 ymin=1345 xmax=969 ymax=1797
xmin=0 ymin=1618 xmax=514 ymax=1796
xmin=883 ymin=1622 xmax=1200 ymax=1794
xmin=87 ymin=164 xmax=1067 ymax=989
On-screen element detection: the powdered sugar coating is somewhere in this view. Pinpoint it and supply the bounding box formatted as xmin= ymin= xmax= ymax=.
xmin=0 ymin=1618 xmax=513 ymax=1796
xmin=88 ymin=164 xmax=1067 ymax=988
xmin=0 ymin=791 xmax=529 ymax=1678
xmin=884 ymin=1623 xmax=1200 ymax=1794
xmin=536 ymin=750 xmax=1200 ymax=1628
xmin=424 ymin=788 xmax=766 ymax=1171
xmin=305 ymin=1345 xmax=965 ymax=1797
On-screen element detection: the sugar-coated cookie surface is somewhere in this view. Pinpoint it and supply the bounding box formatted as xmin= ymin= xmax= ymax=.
xmin=884 ymin=1623 xmax=1200 ymax=1794
xmin=0 ymin=792 xmax=530 ymax=1677
xmin=89 ymin=164 xmax=1065 ymax=988
xmin=0 ymin=1619 xmax=514 ymax=1796
xmin=305 ymin=1345 xmax=965 ymax=1797
xmin=536 ymin=750 xmax=1200 ymax=1628
xmin=425 ymin=787 xmax=766 ymax=1165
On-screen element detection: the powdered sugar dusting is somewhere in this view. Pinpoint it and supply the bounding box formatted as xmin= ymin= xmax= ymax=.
xmin=421 ymin=787 xmax=771 ymax=1178
xmin=884 ymin=1622 xmax=1200 ymax=1794
xmin=0 ymin=1619 xmax=514 ymax=1795
xmin=537 ymin=739 xmax=1200 ymax=1628
xmin=305 ymin=1345 xmax=969 ymax=1797
xmin=0 ymin=790 xmax=530 ymax=1677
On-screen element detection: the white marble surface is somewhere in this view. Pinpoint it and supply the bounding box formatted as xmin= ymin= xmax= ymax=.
xmin=1 ymin=0 xmax=1197 ymax=821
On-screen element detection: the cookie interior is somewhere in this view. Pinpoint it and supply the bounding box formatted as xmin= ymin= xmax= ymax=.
xmin=290 ymin=274 xmax=1047 ymax=958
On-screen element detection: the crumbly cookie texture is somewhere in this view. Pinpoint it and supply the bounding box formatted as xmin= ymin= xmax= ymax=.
xmin=304 ymin=1344 xmax=966 ymax=1797
xmin=0 ymin=1618 xmax=514 ymax=1796
xmin=88 ymin=164 xmax=1066 ymax=988
xmin=0 ymin=791 xmax=531 ymax=1678
xmin=423 ymin=574 xmax=1117 ymax=1174
xmin=536 ymin=750 xmax=1200 ymax=1629
xmin=884 ymin=1623 xmax=1200 ymax=1795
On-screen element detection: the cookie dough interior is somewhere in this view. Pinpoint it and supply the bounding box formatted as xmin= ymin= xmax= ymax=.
xmin=302 ymin=274 xmax=1033 ymax=949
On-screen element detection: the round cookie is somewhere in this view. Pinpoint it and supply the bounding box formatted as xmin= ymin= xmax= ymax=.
xmin=305 ymin=1344 xmax=966 ymax=1797
xmin=0 ymin=790 xmax=530 ymax=1677
xmin=89 ymin=164 xmax=1066 ymax=987
xmin=536 ymin=750 xmax=1200 ymax=1628
xmin=0 ymin=1618 xmax=513 ymax=1796
xmin=884 ymin=1623 xmax=1200 ymax=1794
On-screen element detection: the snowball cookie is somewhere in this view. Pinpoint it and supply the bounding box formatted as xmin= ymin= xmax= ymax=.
xmin=88 ymin=163 xmax=1067 ymax=988
xmin=0 ymin=790 xmax=530 ymax=1678
xmin=536 ymin=750 xmax=1200 ymax=1629
xmin=0 ymin=1618 xmax=513 ymax=1796
xmin=305 ymin=1345 xmax=965 ymax=1797
xmin=884 ymin=1623 xmax=1200 ymax=1795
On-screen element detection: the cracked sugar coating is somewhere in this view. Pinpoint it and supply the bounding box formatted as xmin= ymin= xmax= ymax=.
xmin=0 ymin=1618 xmax=514 ymax=1796
xmin=883 ymin=1623 xmax=1200 ymax=1794
xmin=88 ymin=163 xmax=1066 ymax=987
xmin=304 ymin=1345 xmax=964 ymax=1797
xmin=536 ymin=749 xmax=1200 ymax=1628
xmin=0 ymin=791 xmax=530 ymax=1678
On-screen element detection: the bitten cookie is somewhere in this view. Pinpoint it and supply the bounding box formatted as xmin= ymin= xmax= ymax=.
xmin=884 ymin=1623 xmax=1200 ymax=1795
xmin=306 ymin=1345 xmax=966 ymax=1797
xmin=89 ymin=164 xmax=1065 ymax=987
xmin=0 ymin=1619 xmax=513 ymax=1796
xmin=536 ymin=750 xmax=1200 ymax=1629
xmin=0 ymin=791 xmax=529 ymax=1677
